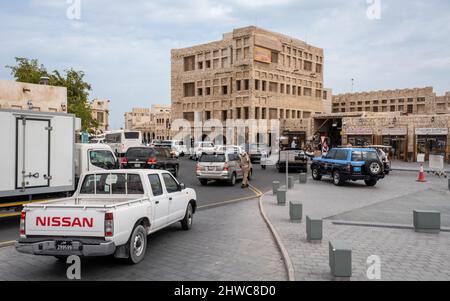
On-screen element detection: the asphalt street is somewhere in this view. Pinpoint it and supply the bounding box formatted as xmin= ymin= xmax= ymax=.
xmin=0 ymin=157 xmax=290 ymax=244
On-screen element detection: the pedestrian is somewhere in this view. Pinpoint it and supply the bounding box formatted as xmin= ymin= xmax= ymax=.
xmin=240 ymin=151 xmax=252 ymax=188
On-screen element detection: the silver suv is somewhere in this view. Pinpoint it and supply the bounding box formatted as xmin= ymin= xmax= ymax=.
xmin=196 ymin=152 xmax=251 ymax=186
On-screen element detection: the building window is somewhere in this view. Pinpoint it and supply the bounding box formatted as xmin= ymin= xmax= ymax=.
xmin=316 ymin=64 xmax=322 ymax=73
xmin=205 ymin=60 xmax=211 ymax=69
xmin=183 ymin=83 xmax=195 ymax=97
xmin=205 ymin=87 xmax=211 ymax=95
xmin=303 ymin=111 xmax=311 ymax=118
xmin=304 ymin=61 xmax=312 ymax=71
xmin=255 ymin=80 xmax=260 ymax=90
xmin=390 ymin=105 xmax=395 ymax=112
xmin=197 ymin=88 xmax=203 ymax=96
xmin=269 ymin=82 xmax=278 ymax=93
xmin=205 ymin=111 xmax=211 ymax=120
xmin=280 ymin=84 xmax=285 ymax=94
xmin=262 ymin=108 xmax=267 ymax=119
xmin=262 ymin=81 xmax=267 ymax=92
xmin=222 ymin=110 xmax=228 ymax=121
xmin=198 ymin=61 xmax=203 ymax=70
xmin=222 ymin=85 xmax=228 ymax=95
xmin=236 ymin=80 xmax=241 ymax=91
xmin=271 ymin=52 xmax=278 ymax=64
xmin=407 ymin=104 xmax=413 ymax=113
xmin=303 ymin=88 xmax=312 ymax=96
xmin=244 ymin=79 xmax=249 ymax=90
xmin=184 ymin=56 xmax=195 ymax=72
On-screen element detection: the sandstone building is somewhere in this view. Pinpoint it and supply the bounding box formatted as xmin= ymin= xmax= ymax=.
xmin=90 ymin=99 xmax=110 ymax=134
xmin=171 ymin=26 xmax=329 ymax=147
xmin=124 ymin=105 xmax=171 ymax=142
xmin=0 ymin=79 xmax=67 ymax=112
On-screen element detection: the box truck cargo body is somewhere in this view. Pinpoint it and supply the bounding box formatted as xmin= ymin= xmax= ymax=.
xmin=0 ymin=109 xmax=76 ymax=198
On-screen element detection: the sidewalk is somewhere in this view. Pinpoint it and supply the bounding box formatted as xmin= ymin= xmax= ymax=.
xmin=261 ymin=174 xmax=450 ymax=281
xmin=390 ymin=160 xmax=450 ymax=173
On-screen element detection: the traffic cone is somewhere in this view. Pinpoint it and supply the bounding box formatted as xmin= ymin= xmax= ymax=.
xmin=417 ymin=164 xmax=427 ymax=182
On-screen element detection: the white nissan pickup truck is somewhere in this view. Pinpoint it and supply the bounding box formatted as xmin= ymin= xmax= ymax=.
xmin=15 ymin=170 xmax=197 ymax=264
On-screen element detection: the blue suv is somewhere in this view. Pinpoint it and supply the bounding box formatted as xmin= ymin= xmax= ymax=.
xmin=311 ymin=148 xmax=385 ymax=186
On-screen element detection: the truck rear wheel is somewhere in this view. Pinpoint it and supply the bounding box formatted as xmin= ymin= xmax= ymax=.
xmin=181 ymin=203 xmax=193 ymax=230
xmin=127 ymin=225 xmax=147 ymax=264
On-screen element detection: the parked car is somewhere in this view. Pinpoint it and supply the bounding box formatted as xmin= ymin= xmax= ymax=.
xmin=310 ymin=147 xmax=385 ymax=186
xmin=190 ymin=141 xmax=215 ymax=160
xmin=246 ymin=143 xmax=269 ymax=163
xmin=276 ymin=148 xmax=308 ymax=173
xmin=215 ymin=145 xmax=245 ymax=156
xmin=16 ymin=170 xmax=197 ymax=264
xmin=121 ymin=147 xmax=180 ymax=177
xmin=196 ymin=152 xmax=252 ymax=186
xmin=367 ymin=145 xmax=392 ymax=175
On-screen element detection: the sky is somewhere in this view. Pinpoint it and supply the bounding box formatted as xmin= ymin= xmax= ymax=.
xmin=0 ymin=0 xmax=449 ymax=129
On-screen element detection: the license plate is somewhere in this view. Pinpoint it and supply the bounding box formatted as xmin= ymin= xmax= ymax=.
xmin=354 ymin=167 xmax=361 ymax=172
xmin=56 ymin=241 xmax=73 ymax=251
xmin=208 ymin=167 xmax=215 ymax=171
xmin=134 ymin=164 xmax=141 ymax=168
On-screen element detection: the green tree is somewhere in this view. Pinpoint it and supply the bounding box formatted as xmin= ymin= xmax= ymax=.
xmin=6 ymin=57 xmax=98 ymax=132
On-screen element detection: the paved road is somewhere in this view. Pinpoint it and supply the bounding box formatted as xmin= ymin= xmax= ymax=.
xmin=261 ymin=172 xmax=450 ymax=280
xmin=0 ymin=198 xmax=286 ymax=281
xmin=0 ymin=158 xmax=289 ymax=244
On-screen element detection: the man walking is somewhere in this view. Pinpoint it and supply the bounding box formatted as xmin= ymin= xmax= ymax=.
xmin=240 ymin=151 xmax=252 ymax=188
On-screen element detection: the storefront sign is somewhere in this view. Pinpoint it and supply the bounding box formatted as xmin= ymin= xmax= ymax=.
xmin=381 ymin=127 xmax=407 ymax=136
xmin=415 ymin=128 xmax=448 ymax=135
xmin=346 ymin=127 xmax=373 ymax=135
xmin=254 ymin=34 xmax=283 ymax=52
xmin=254 ymin=46 xmax=272 ymax=64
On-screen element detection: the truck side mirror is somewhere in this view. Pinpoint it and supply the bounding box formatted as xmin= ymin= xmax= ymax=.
xmin=179 ymin=183 xmax=186 ymax=191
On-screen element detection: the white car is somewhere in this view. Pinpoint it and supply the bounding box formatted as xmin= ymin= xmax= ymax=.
xmin=16 ymin=170 xmax=197 ymax=264
xmin=190 ymin=141 xmax=215 ymax=160
xmin=215 ymin=145 xmax=245 ymax=156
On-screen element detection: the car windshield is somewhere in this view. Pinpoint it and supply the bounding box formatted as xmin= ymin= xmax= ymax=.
xmin=199 ymin=154 xmax=226 ymax=162
xmin=351 ymin=151 xmax=379 ymax=162
xmin=126 ymin=148 xmax=154 ymax=158
xmin=201 ymin=143 xmax=214 ymax=148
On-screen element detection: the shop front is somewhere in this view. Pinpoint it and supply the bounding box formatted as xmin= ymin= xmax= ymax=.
xmin=415 ymin=128 xmax=448 ymax=162
xmin=381 ymin=127 xmax=408 ymax=161
xmin=345 ymin=127 xmax=374 ymax=146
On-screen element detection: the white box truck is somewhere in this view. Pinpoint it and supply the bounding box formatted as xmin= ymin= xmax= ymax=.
xmin=0 ymin=109 xmax=77 ymax=198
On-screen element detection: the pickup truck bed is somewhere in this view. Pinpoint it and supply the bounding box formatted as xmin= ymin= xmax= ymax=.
xmin=16 ymin=169 xmax=197 ymax=264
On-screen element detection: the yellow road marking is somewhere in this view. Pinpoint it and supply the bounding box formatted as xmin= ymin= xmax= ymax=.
xmin=0 ymin=212 xmax=21 ymax=218
xmin=0 ymin=199 xmax=50 ymax=209
xmin=0 ymin=240 xmax=16 ymax=248
xmin=198 ymin=186 xmax=262 ymax=210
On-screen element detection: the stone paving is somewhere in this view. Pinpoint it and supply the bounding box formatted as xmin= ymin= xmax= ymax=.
xmin=0 ymin=199 xmax=286 ymax=281
xmin=262 ymin=173 xmax=450 ymax=281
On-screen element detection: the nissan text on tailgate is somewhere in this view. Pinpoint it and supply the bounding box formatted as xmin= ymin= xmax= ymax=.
xmin=16 ymin=170 xmax=197 ymax=264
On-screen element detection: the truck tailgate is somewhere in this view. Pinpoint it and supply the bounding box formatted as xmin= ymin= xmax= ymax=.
xmin=25 ymin=207 xmax=106 ymax=237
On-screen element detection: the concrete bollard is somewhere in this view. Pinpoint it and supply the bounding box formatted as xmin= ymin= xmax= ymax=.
xmin=289 ymin=201 xmax=303 ymax=222
xmin=306 ymin=216 xmax=323 ymax=242
xmin=288 ymin=177 xmax=294 ymax=189
xmin=299 ymin=173 xmax=307 ymax=184
xmin=277 ymin=186 xmax=287 ymax=205
xmin=413 ymin=210 xmax=441 ymax=233
xmin=272 ymin=181 xmax=280 ymax=195
xmin=329 ymin=241 xmax=352 ymax=278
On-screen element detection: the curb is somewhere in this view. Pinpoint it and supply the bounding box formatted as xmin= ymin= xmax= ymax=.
xmin=256 ymin=188 xmax=296 ymax=281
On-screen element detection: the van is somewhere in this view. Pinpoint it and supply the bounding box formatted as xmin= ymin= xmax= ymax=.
xmin=105 ymin=130 xmax=143 ymax=156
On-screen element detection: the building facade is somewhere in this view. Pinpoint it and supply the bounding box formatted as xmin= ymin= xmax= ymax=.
xmin=171 ymin=26 xmax=329 ymax=146
xmin=124 ymin=105 xmax=171 ymax=142
xmin=332 ymin=87 xmax=445 ymax=115
xmin=91 ymin=99 xmax=110 ymax=134
xmin=0 ymin=79 xmax=67 ymax=112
